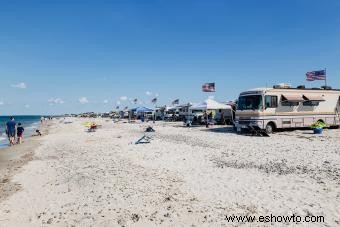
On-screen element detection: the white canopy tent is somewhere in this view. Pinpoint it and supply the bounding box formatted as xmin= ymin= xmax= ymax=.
xmin=190 ymin=99 xmax=232 ymax=110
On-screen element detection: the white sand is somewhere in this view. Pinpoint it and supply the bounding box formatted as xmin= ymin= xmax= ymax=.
xmin=0 ymin=118 xmax=339 ymax=226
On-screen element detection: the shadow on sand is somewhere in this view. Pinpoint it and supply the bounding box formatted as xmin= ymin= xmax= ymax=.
xmin=204 ymin=126 xmax=236 ymax=134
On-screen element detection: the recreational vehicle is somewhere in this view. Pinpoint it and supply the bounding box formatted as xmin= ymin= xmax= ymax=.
xmin=235 ymin=85 xmax=340 ymax=133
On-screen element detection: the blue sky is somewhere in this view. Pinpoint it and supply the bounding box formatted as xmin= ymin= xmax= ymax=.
xmin=1 ymin=0 xmax=340 ymax=115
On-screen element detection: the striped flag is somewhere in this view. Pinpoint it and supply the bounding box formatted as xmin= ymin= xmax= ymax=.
xmin=202 ymin=83 xmax=215 ymax=92
xmin=116 ymin=106 xmax=120 ymax=109
xmin=151 ymin=98 xmax=157 ymax=104
xmin=133 ymin=98 xmax=138 ymax=104
xmin=306 ymin=70 xmax=326 ymax=81
xmin=172 ymin=99 xmax=179 ymax=105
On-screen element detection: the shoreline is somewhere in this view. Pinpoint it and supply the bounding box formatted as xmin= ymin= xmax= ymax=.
xmin=0 ymin=121 xmax=51 ymax=203
xmin=0 ymin=116 xmax=42 ymax=148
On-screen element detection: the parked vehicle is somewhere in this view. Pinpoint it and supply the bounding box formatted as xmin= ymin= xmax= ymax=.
xmin=235 ymin=84 xmax=340 ymax=133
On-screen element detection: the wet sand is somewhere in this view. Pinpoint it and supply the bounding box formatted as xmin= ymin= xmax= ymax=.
xmin=0 ymin=122 xmax=49 ymax=203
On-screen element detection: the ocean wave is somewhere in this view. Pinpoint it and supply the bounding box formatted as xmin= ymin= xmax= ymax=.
xmin=0 ymin=136 xmax=7 ymax=142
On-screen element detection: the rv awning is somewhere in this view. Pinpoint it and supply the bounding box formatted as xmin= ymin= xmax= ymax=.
xmin=302 ymin=94 xmax=325 ymax=102
xmin=281 ymin=95 xmax=304 ymax=102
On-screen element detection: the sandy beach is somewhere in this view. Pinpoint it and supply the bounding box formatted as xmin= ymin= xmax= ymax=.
xmin=0 ymin=118 xmax=339 ymax=226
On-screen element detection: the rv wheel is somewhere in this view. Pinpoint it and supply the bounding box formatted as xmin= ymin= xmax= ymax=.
xmin=265 ymin=123 xmax=274 ymax=134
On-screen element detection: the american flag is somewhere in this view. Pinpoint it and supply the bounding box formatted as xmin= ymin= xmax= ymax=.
xmin=116 ymin=106 xmax=120 ymax=109
xmin=202 ymin=83 xmax=215 ymax=92
xmin=306 ymin=70 xmax=326 ymax=81
xmin=124 ymin=106 xmax=128 ymax=110
xmin=151 ymin=98 xmax=157 ymax=104
xmin=172 ymin=99 xmax=179 ymax=105
xmin=133 ymin=98 xmax=138 ymax=104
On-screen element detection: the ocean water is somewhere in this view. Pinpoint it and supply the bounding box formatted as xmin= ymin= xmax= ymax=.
xmin=0 ymin=116 xmax=42 ymax=148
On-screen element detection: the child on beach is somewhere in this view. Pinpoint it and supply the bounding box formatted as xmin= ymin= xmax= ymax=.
xmin=17 ymin=123 xmax=24 ymax=144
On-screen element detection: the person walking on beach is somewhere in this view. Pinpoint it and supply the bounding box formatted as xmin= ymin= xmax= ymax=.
xmin=5 ymin=116 xmax=17 ymax=146
xmin=204 ymin=111 xmax=209 ymax=128
xmin=17 ymin=123 xmax=24 ymax=144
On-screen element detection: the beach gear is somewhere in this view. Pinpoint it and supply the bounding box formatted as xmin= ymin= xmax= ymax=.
xmin=145 ymin=126 xmax=155 ymax=132
xmin=35 ymin=130 xmax=42 ymax=136
xmin=135 ymin=135 xmax=152 ymax=144
xmin=313 ymin=128 xmax=323 ymax=134
xmin=136 ymin=126 xmax=155 ymax=144
xmin=88 ymin=124 xmax=97 ymax=132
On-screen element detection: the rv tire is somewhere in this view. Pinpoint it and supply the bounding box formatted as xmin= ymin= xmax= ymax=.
xmin=265 ymin=123 xmax=275 ymax=134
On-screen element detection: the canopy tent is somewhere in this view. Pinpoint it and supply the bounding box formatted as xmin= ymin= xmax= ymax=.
xmin=166 ymin=106 xmax=178 ymax=111
xmin=133 ymin=106 xmax=154 ymax=113
xmin=190 ymin=99 xmax=232 ymax=110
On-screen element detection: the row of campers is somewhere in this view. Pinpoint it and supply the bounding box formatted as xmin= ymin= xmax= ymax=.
xmin=235 ymin=84 xmax=340 ymax=134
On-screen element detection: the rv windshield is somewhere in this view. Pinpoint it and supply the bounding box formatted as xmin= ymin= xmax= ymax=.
xmin=237 ymin=95 xmax=263 ymax=111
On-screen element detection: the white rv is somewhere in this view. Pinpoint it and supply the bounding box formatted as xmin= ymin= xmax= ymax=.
xmin=235 ymin=85 xmax=340 ymax=133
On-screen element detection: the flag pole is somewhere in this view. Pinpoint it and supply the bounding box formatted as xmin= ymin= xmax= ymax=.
xmin=325 ymin=68 xmax=327 ymax=87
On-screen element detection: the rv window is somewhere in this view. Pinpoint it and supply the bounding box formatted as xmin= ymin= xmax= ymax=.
xmin=303 ymin=101 xmax=320 ymax=106
xmin=265 ymin=96 xmax=278 ymax=108
xmin=281 ymin=102 xmax=299 ymax=106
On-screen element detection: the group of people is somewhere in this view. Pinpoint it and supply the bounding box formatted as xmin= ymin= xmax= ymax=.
xmin=4 ymin=116 xmax=25 ymax=146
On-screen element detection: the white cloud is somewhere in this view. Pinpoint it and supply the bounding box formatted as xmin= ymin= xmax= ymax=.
xmin=0 ymin=101 xmax=4 ymax=105
xmin=155 ymin=93 xmax=159 ymax=97
xmin=103 ymin=99 xmax=109 ymax=104
xmin=208 ymin=95 xmax=215 ymax=100
xmin=120 ymin=96 xmax=128 ymax=101
xmin=116 ymin=101 xmax=121 ymax=105
xmin=48 ymin=98 xmax=64 ymax=105
xmin=24 ymin=104 xmax=30 ymax=108
xmin=11 ymin=82 xmax=27 ymax=89
xmin=78 ymin=97 xmax=89 ymax=104
xmin=146 ymin=91 xmax=152 ymax=96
